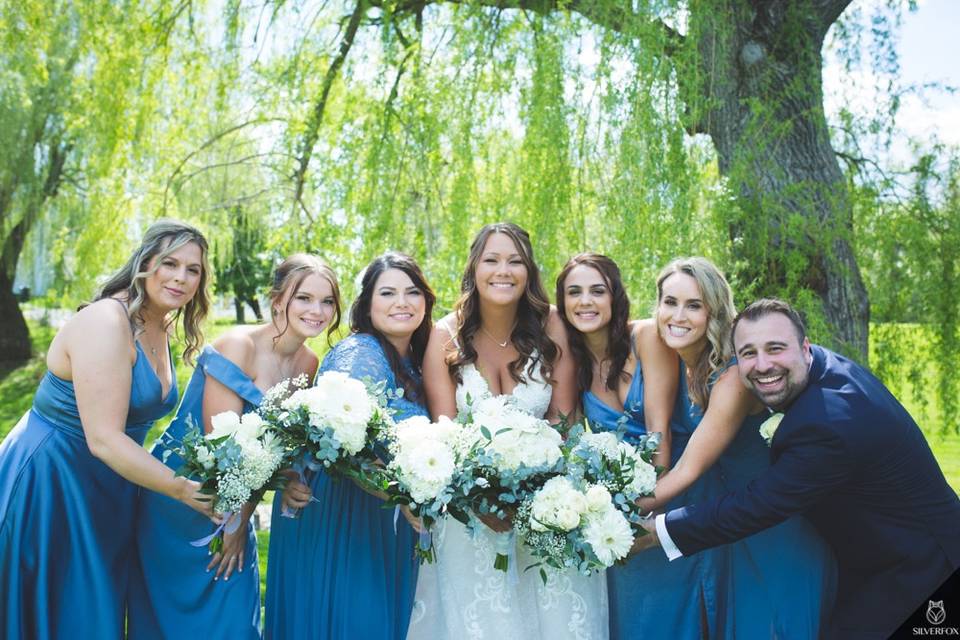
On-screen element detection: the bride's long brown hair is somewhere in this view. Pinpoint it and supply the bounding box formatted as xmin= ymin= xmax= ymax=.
xmin=447 ymin=222 xmax=558 ymax=385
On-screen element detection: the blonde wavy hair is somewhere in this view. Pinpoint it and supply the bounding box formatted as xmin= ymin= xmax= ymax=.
xmin=93 ymin=219 xmax=211 ymax=364
xmin=655 ymin=257 xmax=736 ymax=410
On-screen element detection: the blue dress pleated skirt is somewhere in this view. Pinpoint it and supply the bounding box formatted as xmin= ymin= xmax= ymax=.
xmin=263 ymin=333 xmax=427 ymax=640
xmin=128 ymin=346 xmax=262 ymax=639
xmin=0 ymin=343 xmax=177 ymax=639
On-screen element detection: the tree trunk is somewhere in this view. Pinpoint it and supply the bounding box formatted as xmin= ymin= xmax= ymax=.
xmin=0 ymin=251 xmax=32 ymax=366
xmin=692 ymin=0 xmax=868 ymax=359
xmin=234 ymin=297 xmax=246 ymax=324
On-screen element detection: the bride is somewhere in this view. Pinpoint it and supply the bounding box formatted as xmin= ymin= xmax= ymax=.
xmin=407 ymin=223 xmax=609 ymax=640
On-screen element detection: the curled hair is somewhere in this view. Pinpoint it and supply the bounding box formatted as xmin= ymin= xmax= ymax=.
xmin=269 ymin=253 xmax=342 ymax=346
xmin=349 ymin=252 xmax=436 ymax=402
xmin=556 ymin=253 xmax=632 ymax=396
xmin=655 ymin=257 xmax=736 ymax=410
xmin=448 ymin=222 xmax=557 ymax=385
xmin=94 ymin=219 xmax=211 ymax=364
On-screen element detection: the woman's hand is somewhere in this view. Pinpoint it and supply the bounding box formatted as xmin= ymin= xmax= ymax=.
xmin=400 ymin=505 xmax=424 ymax=534
xmin=282 ymin=478 xmax=313 ymax=512
xmin=206 ymin=503 xmax=254 ymax=580
xmin=178 ymin=478 xmax=221 ymax=523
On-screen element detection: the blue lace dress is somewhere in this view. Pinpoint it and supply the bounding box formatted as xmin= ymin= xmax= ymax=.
xmin=264 ymin=333 xmax=428 ymax=640
xmin=128 ymin=346 xmax=262 ymax=639
xmin=584 ymin=363 xmax=724 ymax=640
xmin=0 ymin=341 xmax=178 ymax=639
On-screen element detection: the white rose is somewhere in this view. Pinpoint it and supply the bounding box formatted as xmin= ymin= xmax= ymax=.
xmin=584 ymin=485 xmax=613 ymax=516
xmin=759 ymin=412 xmax=784 ymax=446
xmin=236 ymin=412 xmax=266 ymax=441
xmin=207 ymin=411 xmax=242 ymax=439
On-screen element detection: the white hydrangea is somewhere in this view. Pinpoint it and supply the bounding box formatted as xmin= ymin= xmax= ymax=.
xmin=472 ymin=402 xmax=563 ymax=472
xmin=195 ymin=445 xmax=216 ymax=471
xmin=578 ymin=431 xmax=621 ymax=458
xmin=620 ymin=442 xmax=657 ymax=495
xmin=583 ymin=507 xmax=634 ymax=566
xmin=530 ymin=476 xmax=588 ymax=532
xmin=282 ymin=371 xmax=377 ymax=455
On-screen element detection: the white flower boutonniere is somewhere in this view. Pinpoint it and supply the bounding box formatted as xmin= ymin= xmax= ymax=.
xmin=759 ymin=413 xmax=784 ymax=447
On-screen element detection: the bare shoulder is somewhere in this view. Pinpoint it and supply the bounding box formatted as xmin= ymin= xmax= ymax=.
xmin=711 ymin=365 xmax=756 ymax=406
xmin=545 ymin=306 xmax=567 ymax=336
xmin=430 ymin=313 xmax=459 ymax=351
xmin=212 ymin=327 xmax=257 ymax=373
xmin=61 ymin=299 xmax=132 ymax=349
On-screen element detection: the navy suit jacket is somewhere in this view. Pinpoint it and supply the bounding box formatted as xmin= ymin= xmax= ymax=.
xmin=664 ymin=345 xmax=960 ymax=639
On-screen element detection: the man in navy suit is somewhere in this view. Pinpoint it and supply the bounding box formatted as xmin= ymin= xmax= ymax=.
xmin=640 ymin=298 xmax=960 ymax=639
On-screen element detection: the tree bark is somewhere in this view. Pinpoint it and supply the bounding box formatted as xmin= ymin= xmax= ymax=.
xmin=690 ymin=0 xmax=868 ymax=359
xmin=0 ymin=220 xmax=33 ymax=365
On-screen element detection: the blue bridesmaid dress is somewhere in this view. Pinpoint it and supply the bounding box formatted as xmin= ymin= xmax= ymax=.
xmin=709 ymin=401 xmax=837 ymax=639
xmin=128 ymin=346 xmax=262 ymax=639
xmin=0 ymin=340 xmax=178 ymax=639
xmin=588 ymin=356 xmax=836 ymax=639
xmin=264 ymin=333 xmax=428 ymax=640
xmin=584 ymin=364 xmax=725 ymax=640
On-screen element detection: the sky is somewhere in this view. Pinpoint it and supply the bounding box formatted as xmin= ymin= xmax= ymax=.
xmin=824 ymin=0 xmax=960 ymax=167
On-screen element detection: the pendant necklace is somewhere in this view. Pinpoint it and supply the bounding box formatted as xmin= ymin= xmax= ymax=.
xmin=480 ymin=325 xmax=512 ymax=348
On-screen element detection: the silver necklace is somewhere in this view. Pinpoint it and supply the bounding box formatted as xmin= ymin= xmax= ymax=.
xmin=480 ymin=325 xmax=511 ymax=348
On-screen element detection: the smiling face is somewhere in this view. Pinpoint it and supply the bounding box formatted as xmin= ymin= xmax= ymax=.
xmin=474 ymin=232 xmax=528 ymax=306
xmin=656 ymin=272 xmax=709 ymax=355
xmin=734 ymin=312 xmax=812 ymax=411
xmin=276 ymin=272 xmax=337 ymax=340
xmin=369 ymin=267 xmax=427 ymax=351
xmin=562 ymin=264 xmax=613 ymax=335
xmin=143 ymin=241 xmax=203 ymax=313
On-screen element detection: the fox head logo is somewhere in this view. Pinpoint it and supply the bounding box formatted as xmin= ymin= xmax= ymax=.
xmin=926 ymin=600 xmax=946 ymax=626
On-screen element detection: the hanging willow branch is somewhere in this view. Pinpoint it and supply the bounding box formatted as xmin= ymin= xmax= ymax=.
xmin=290 ymin=0 xmax=368 ymax=218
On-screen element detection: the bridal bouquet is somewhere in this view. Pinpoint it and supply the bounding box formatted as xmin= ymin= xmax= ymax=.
xmin=381 ymin=414 xmax=466 ymax=562
xmin=448 ymin=395 xmax=566 ymax=572
xmin=514 ymin=427 xmax=660 ymax=579
xmin=165 ymin=409 xmax=286 ymax=552
xmin=260 ymin=371 xmax=394 ymax=500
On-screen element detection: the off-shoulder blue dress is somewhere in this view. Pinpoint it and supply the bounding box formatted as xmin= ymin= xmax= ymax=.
xmin=264 ymin=333 xmax=429 ymax=640
xmin=128 ymin=346 xmax=262 ymax=639
xmin=584 ymin=363 xmax=724 ymax=640
xmin=0 ymin=340 xmax=177 ymax=639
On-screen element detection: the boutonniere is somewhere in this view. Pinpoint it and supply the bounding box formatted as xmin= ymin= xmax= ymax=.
xmin=759 ymin=412 xmax=784 ymax=447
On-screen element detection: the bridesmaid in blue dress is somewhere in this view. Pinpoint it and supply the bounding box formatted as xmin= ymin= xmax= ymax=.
xmin=0 ymin=220 xmax=215 ymax=639
xmin=638 ymin=257 xmax=836 ymax=639
xmin=557 ymin=252 xmax=727 ymax=640
xmin=128 ymin=253 xmax=342 ymax=639
xmin=265 ymin=252 xmax=436 ymax=640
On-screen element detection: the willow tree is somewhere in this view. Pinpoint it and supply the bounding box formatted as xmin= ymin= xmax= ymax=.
xmin=0 ymin=0 xmax=179 ymax=364
xmin=271 ymin=0 xmax=871 ymax=357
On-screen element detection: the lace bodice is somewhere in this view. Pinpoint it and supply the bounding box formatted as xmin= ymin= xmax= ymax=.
xmin=456 ymin=360 xmax=552 ymax=419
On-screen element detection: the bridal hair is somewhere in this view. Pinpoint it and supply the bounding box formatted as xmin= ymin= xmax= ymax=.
xmin=556 ymin=253 xmax=632 ymax=396
xmin=448 ymin=222 xmax=557 ymax=384
xmin=269 ymin=253 xmax=342 ymax=346
xmin=350 ymin=252 xmax=436 ymax=401
xmin=655 ymin=257 xmax=736 ymax=410
xmin=93 ymin=219 xmax=211 ymax=364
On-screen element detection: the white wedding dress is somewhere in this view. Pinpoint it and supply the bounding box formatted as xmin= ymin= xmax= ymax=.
xmin=407 ymin=360 xmax=609 ymax=640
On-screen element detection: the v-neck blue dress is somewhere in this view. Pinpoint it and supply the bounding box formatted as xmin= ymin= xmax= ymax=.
xmin=584 ymin=363 xmax=724 ymax=640
xmin=128 ymin=346 xmax=262 ymax=639
xmin=264 ymin=333 xmax=428 ymax=640
xmin=0 ymin=340 xmax=178 ymax=639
